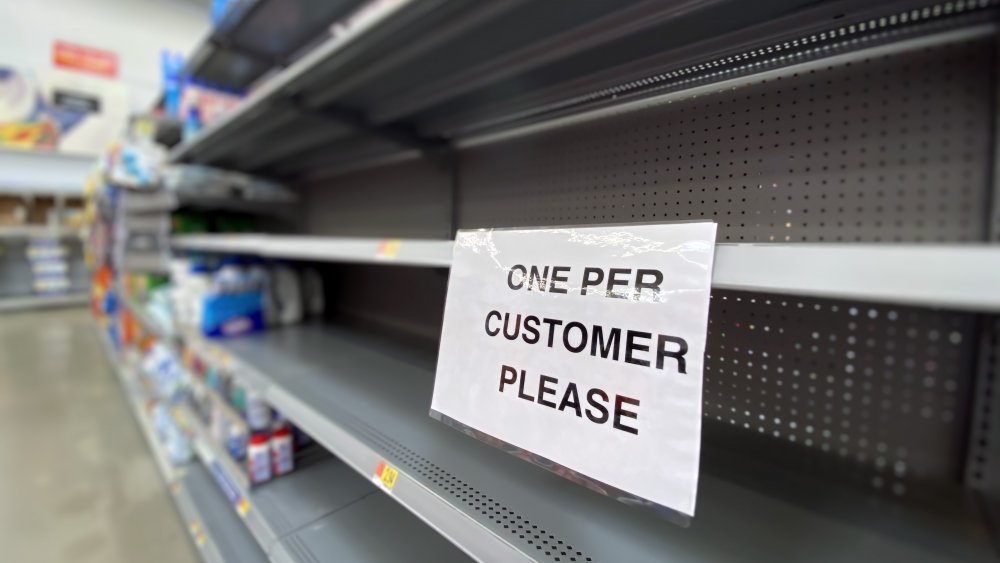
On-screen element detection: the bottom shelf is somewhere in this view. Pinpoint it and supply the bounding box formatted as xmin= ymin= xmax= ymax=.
xmin=175 ymin=464 xmax=270 ymax=563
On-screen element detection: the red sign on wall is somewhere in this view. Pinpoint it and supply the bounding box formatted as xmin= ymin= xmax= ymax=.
xmin=52 ymin=41 xmax=118 ymax=78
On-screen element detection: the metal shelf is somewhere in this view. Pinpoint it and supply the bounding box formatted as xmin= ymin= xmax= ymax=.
xmin=0 ymin=292 xmax=89 ymax=313
xmin=175 ymin=463 xmax=271 ymax=563
xmin=172 ymin=234 xmax=454 ymax=267
xmin=167 ymin=1 xmax=995 ymax=181
xmin=0 ymin=148 xmax=93 ymax=194
xmin=170 ymin=235 xmax=1000 ymax=311
xmin=182 ymin=0 xmax=366 ymax=92
xmin=180 ymin=392 xmax=471 ymax=561
xmin=188 ymin=323 xmax=994 ymax=563
xmin=0 ymin=225 xmax=80 ymax=239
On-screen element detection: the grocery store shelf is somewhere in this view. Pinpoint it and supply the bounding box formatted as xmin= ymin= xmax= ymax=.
xmin=174 ymin=463 xmax=270 ymax=563
xmin=179 ymin=401 xmax=470 ymax=562
xmin=182 ymin=0 xmax=366 ymax=92
xmin=0 ymin=225 xmax=80 ymax=239
xmin=172 ymin=234 xmax=453 ymax=267
xmin=120 ymin=294 xmax=175 ymax=338
xmin=167 ymin=1 xmax=994 ymax=180
xmin=0 ymin=292 xmax=89 ymax=313
xmin=171 ymin=235 xmax=1000 ymax=311
xmin=0 ymin=147 xmax=92 ymax=194
xmin=192 ymin=322 xmax=993 ymax=563
xmin=170 ymin=0 xmax=419 ymax=164
xmin=96 ymin=325 xmax=183 ymax=484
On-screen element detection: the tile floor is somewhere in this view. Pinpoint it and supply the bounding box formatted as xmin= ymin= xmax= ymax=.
xmin=0 ymin=307 xmax=198 ymax=563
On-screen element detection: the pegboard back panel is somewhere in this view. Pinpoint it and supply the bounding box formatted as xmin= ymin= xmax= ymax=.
xmin=458 ymin=31 xmax=995 ymax=243
xmin=703 ymin=291 xmax=978 ymax=504
xmin=299 ymin=158 xmax=451 ymax=239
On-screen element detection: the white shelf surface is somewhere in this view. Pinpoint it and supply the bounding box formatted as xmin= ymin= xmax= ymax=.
xmin=0 ymin=148 xmax=92 ymax=194
xmin=188 ymin=323 xmax=995 ymax=563
xmin=0 ymin=225 xmax=80 ymax=239
xmin=0 ymin=292 xmax=89 ymax=313
xmin=171 ymin=235 xmax=1000 ymax=310
xmin=172 ymin=234 xmax=454 ymax=267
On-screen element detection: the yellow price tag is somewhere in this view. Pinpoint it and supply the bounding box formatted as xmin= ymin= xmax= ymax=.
xmin=195 ymin=531 xmax=207 ymax=547
xmin=237 ymin=498 xmax=250 ymax=517
xmin=376 ymin=239 xmax=402 ymax=259
xmin=374 ymin=461 xmax=398 ymax=491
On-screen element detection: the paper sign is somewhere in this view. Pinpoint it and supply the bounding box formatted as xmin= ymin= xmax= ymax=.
xmin=431 ymin=223 xmax=717 ymax=517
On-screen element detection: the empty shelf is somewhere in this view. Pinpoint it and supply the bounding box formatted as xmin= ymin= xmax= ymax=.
xmin=188 ymin=323 xmax=994 ymax=563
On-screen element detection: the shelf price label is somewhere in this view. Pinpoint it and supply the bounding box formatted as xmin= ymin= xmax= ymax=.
xmin=372 ymin=460 xmax=399 ymax=493
xmin=376 ymin=239 xmax=402 ymax=260
xmin=236 ymin=498 xmax=250 ymax=518
xmin=431 ymin=223 xmax=717 ymax=519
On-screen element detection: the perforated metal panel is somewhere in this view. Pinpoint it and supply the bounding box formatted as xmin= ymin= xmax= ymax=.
xmin=704 ymin=291 xmax=976 ymax=503
xmin=459 ymin=32 xmax=994 ymax=243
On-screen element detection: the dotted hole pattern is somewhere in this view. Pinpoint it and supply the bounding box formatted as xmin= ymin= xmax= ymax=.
xmin=704 ymin=291 xmax=976 ymax=497
xmin=967 ymin=317 xmax=998 ymax=488
xmin=346 ymin=417 xmax=593 ymax=563
xmin=460 ymin=36 xmax=992 ymax=243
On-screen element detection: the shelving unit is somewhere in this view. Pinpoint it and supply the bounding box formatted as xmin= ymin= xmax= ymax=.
xmin=0 ymin=292 xmax=89 ymax=312
xmin=172 ymin=235 xmax=1000 ymax=311
xmin=115 ymin=296 xmax=473 ymax=562
xmin=95 ymin=325 xmax=269 ymax=562
xmin=102 ymin=0 xmax=1000 ymax=561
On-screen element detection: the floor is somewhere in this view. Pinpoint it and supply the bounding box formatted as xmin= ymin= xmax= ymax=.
xmin=0 ymin=307 xmax=198 ymax=563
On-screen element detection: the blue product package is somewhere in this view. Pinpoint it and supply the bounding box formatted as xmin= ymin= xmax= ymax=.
xmin=201 ymin=291 xmax=265 ymax=337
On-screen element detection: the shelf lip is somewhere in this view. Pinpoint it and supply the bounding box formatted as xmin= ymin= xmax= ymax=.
xmin=169 ymin=0 xmax=418 ymax=163
xmin=170 ymin=235 xmax=1000 ymax=311
xmin=172 ymin=234 xmax=454 ymax=267
xmin=0 ymin=225 xmax=80 ymax=239
xmin=0 ymin=292 xmax=89 ymax=313
xmin=176 ymin=463 xmax=272 ymax=563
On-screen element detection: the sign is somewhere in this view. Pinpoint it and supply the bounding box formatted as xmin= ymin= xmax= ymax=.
xmin=431 ymin=223 xmax=717 ymax=518
xmin=52 ymin=41 xmax=118 ymax=78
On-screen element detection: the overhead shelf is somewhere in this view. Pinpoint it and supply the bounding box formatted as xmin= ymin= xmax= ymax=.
xmin=183 ymin=322 xmax=994 ymax=563
xmin=182 ymin=0 xmax=367 ymax=92
xmin=168 ymin=0 xmax=996 ymax=180
xmin=171 ymin=235 xmax=1000 ymax=311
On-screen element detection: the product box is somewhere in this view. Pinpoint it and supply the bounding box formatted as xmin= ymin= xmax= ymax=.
xmin=201 ymin=291 xmax=265 ymax=337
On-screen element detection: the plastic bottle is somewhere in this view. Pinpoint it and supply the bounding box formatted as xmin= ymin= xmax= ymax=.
xmin=227 ymin=422 xmax=247 ymax=460
xmin=247 ymin=432 xmax=272 ymax=485
xmin=270 ymin=425 xmax=294 ymax=476
xmin=245 ymin=388 xmax=272 ymax=432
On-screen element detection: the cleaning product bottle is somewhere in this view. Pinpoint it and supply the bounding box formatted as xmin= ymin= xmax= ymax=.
xmin=270 ymin=424 xmax=294 ymax=476
xmin=247 ymin=432 xmax=272 ymax=485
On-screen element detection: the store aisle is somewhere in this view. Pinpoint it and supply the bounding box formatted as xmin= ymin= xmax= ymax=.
xmin=0 ymin=308 xmax=197 ymax=563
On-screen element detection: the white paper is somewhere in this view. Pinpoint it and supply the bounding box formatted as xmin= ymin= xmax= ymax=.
xmin=431 ymin=222 xmax=717 ymax=517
